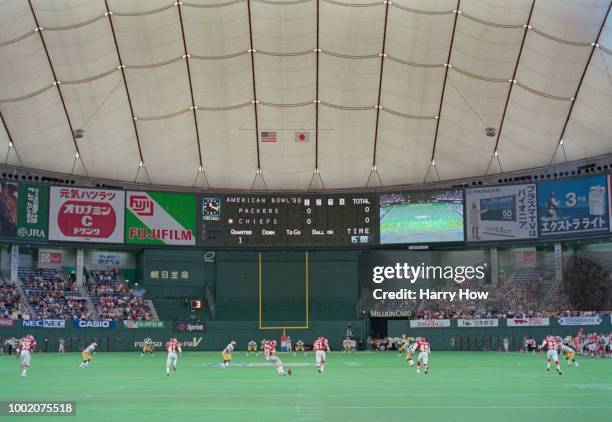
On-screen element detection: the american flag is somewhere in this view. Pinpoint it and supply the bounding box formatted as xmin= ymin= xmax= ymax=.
xmin=260 ymin=131 xmax=277 ymax=143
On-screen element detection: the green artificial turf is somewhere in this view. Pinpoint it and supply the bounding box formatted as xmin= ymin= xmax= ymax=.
xmin=1 ymin=351 xmax=611 ymax=422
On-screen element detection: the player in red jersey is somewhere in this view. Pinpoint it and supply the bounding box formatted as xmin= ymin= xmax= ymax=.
xmin=165 ymin=337 xmax=182 ymax=376
xmin=412 ymin=337 xmax=430 ymax=375
xmin=313 ymin=336 xmax=330 ymax=373
xmin=16 ymin=334 xmax=36 ymax=377
xmin=263 ymin=340 xmax=288 ymax=376
xmin=540 ymin=335 xmax=562 ymax=375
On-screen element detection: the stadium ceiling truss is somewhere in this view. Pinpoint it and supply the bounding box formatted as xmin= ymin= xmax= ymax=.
xmin=0 ymin=0 xmax=611 ymax=191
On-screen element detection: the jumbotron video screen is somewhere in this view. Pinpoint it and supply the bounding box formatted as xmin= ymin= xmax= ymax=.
xmin=379 ymin=190 xmax=464 ymax=244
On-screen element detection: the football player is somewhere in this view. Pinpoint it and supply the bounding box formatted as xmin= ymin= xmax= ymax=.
xmin=561 ymin=341 xmax=579 ymax=367
xmin=540 ymin=335 xmax=562 ymax=375
xmin=247 ymin=340 xmax=258 ymax=356
xmin=222 ymin=341 xmax=236 ymax=368
xmin=17 ymin=334 xmax=36 ymax=377
xmin=141 ymin=337 xmax=154 ymax=357
xmin=413 ymin=337 xmax=430 ymax=374
xmin=79 ymin=342 xmax=97 ymax=369
xmin=165 ymin=337 xmax=182 ymax=376
xmin=264 ymin=340 xmax=288 ymax=376
xmin=313 ymin=336 xmax=330 ymax=373
xmin=343 ymin=337 xmax=352 ymax=353
xmin=399 ymin=337 xmax=415 ymax=366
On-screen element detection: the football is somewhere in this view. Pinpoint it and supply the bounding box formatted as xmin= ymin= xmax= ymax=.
xmin=287 ymin=368 xmax=292 ymax=375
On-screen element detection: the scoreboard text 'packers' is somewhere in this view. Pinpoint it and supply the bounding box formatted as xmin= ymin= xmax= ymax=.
xmin=198 ymin=194 xmax=378 ymax=247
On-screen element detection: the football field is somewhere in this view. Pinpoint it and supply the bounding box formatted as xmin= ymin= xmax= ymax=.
xmin=380 ymin=202 xmax=464 ymax=244
xmin=1 ymin=351 xmax=611 ymax=422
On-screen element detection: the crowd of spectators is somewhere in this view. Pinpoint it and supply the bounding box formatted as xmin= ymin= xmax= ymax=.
xmin=22 ymin=271 xmax=90 ymax=320
xmin=366 ymin=259 xmax=612 ymax=320
xmin=87 ymin=270 xmax=126 ymax=296
xmin=0 ymin=281 xmax=28 ymax=319
xmin=88 ymin=270 xmax=153 ymax=321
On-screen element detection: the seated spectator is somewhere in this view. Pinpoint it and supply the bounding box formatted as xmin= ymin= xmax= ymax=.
xmin=87 ymin=270 xmax=154 ymax=321
xmin=0 ymin=281 xmax=23 ymax=319
xmin=20 ymin=268 xmax=89 ymax=320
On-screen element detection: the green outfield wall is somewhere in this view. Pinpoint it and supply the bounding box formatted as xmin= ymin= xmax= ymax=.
xmin=0 ymin=320 xmax=363 ymax=352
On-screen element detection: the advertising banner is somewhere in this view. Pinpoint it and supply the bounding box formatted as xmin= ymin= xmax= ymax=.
xmin=506 ymin=317 xmax=549 ymax=327
xmin=514 ymin=247 xmax=536 ymax=268
xmin=123 ymin=320 xmax=165 ymax=329
xmin=409 ymin=319 xmax=451 ymax=328
xmin=538 ymin=176 xmax=609 ymax=237
xmin=22 ymin=319 xmax=66 ymax=328
xmin=16 ymin=183 xmax=49 ymax=240
xmin=133 ymin=336 xmax=203 ymax=349
xmin=125 ymin=191 xmax=196 ymax=246
xmin=0 ymin=318 xmax=14 ymax=328
xmin=38 ymin=250 xmax=63 ymax=265
xmin=72 ymin=320 xmax=116 ymax=329
xmin=142 ymin=250 xmax=205 ymax=283
xmin=173 ymin=321 xmax=206 ymax=333
xmin=466 ymin=184 xmax=537 ymax=242
xmin=49 ymin=187 xmax=125 ymax=243
xmin=457 ymin=319 xmax=499 ymax=328
xmin=0 ymin=181 xmax=17 ymax=238
xmin=92 ymin=252 xmax=122 ymax=266
xmin=558 ymin=316 xmax=602 ymax=326
xmin=369 ymin=310 xmax=412 ymax=318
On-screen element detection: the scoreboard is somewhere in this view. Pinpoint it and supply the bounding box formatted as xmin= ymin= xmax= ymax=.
xmin=198 ymin=193 xmax=378 ymax=246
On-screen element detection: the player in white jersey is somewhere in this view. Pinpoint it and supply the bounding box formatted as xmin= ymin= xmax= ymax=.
xmin=560 ymin=342 xmax=579 ymax=367
xmin=263 ymin=340 xmax=289 ymax=376
xmin=222 ymin=341 xmax=236 ymax=368
xmin=165 ymin=337 xmax=182 ymax=376
xmin=313 ymin=337 xmax=330 ymax=373
xmin=79 ymin=342 xmax=97 ymax=368
xmin=413 ymin=338 xmax=430 ymax=375
xmin=294 ymin=340 xmax=305 ymax=356
xmin=17 ymin=335 xmax=36 ymax=377
xmin=141 ymin=337 xmax=154 ymax=357
xmin=399 ymin=337 xmax=416 ymax=366
xmin=343 ymin=337 xmax=353 ymax=353
xmin=247 ymin=340 xmax=258 ymax=356
xmin=540 ymin=335 xmax=562 ymax=375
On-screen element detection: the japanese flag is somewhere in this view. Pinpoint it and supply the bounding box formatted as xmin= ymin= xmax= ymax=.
xmin=294 ymin=131 xmax=310 ymax=142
